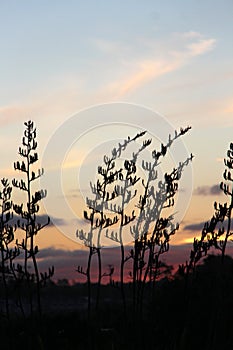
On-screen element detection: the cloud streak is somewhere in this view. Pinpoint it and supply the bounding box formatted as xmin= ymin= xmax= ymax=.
xmin=184 ymin=218 xmax=233 ymax=232
xmin=194 ymin=184 xmax=222 ymax=196
xmin=110 ymin=59 xmax=181 ymax=98
xmin=187 ymin=38 xmax=216 ymax=56
xmin=0 ymin=106 xmax=29 ymax=126
xmin=102 ymin=32 xmax=216 ymax=98
xmin=36 ymin=244 xmax=194 ymax=282
xmin=10 ymin=214 xmax=67 ymax=227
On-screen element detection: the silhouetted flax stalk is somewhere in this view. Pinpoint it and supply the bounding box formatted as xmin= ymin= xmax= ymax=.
xmin=177 ymin=142 xmax=233 ymax=326
xmin=76 ymin=131 xmax=148 ymax=317
xmin=0 ymin=178 xmax=14 ymax=319
xmin=77 ymin=127 xmax=193 ymax=322
xmin=0 ymin=241 xmax=9 ymax=318
xmin=87 ymin=247 xmax=93 ymax=320
xmin=13 ymin=120 xmax=52 ymax=317
xmin=116 ymin=137 xmax=152 ymax=313
xmin=104 ymin=132 xmax=151 ymax=313
xmin=127 ymin=126 xmax=192 ymax=319
xmin=184 ymin=142 xmax=233 ymax=275
xmin=95 ymin=158 xmax=114 ymax=312
xmin=77 ymin=204 xmax=96 ymax=320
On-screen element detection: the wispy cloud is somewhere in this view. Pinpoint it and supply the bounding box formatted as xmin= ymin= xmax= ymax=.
xmin=0 ymin=32 xmax=217 ymax=130
xmin=36 ymin=244 xmax=194 ymax=281
xmin=109 ymin=59 xmax=181 ymax=98
xmin=184 ymin=221 xmax=207 ymax=231
xmin=187 ymin=38 xmax=216 ymax=56
xmin=223 ymin=99 xmax=233 ymax=115
xmin=99 ymin=32 xmax=216 ymax=98
xmin=184 ymin=218 xmax=233 ymax=232
xmin=216 ymin=157 xmax=224 ymax=163
xmin=180 ymin=31 xmax=202 ymax=39
xmin=10 ymin=214 xmax=67 ymax=227
xmin=194 ymin=184 xmax=222 ymax=196
xmin=0 ymin=106 xmax=29 ymax=126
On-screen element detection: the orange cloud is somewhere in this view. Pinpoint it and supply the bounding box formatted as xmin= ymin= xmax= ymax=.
xmin=0 ymin=106 xmax=29 ymax=126
xmin=102 ymin=32 xmax=216 ymax=99
xmin=109 ymin=59 xmax=181 ymax=98
xmin=187 ymin=38 xmax=216 ymax=56
xmin=224 ymin=100 xmax=233 ymax=115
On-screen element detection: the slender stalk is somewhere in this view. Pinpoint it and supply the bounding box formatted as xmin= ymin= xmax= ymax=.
xmin=95 ymin=159 xmax=114 ymax=311
xmin=118 ymin=178 xmax=127 ymax=314
xmin=26 ymin=143 xmax=41 ymax=316
xmin=222 ymin=189 xmax=233 ymax=260
xmin=95 ymin=247 xmax=102 ymax=311
xmin=10 ymin=256 xmax=25 ymax=318
xmin=87 ymin=247 xmax=93 ymax=321
xmin=1 ymin=247 xmax=9 ymax=319
xmin=0 ymin=179 xmax=14 ymax=319
xmin=30 ymin=234 xmax=41 ymax=316
xmin=13 ymin=120 xmax=51 ymax=317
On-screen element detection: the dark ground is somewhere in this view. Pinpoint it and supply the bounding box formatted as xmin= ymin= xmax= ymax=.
xmin=1 ymin=255 xmax=233 ymax=350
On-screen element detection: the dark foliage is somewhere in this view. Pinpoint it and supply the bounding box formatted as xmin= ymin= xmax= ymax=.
xmin=0 ymin=254 xmax=233 ymax=349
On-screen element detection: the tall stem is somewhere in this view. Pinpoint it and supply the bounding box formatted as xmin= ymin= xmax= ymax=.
xmin=87 ymin=247 xmax=92 ymax=321
xmin=1 ymin=247 xmax=9 ymax=319
xmin=222 ymin=194 xmax=233 ymax=261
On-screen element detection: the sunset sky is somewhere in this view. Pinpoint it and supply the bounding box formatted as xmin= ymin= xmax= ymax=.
xmin=0 ymin=1 xmax=233 ymax=280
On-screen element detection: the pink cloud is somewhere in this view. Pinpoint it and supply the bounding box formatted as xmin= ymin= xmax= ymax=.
xmin=102 ymin=33 xmax=216 ymax=98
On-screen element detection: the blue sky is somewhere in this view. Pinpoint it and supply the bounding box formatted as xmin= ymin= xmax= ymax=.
xmin=0 ymin=1 xmax=233 ymax=251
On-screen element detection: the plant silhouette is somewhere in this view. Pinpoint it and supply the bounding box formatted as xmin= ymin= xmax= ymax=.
xmin=180 ymin=141 xmax=233 ymax=280
xmin=2 ymin=120 xmax=233 ymax=350
xmin=0 ymin=178 xmax=16 ymax=319
xmin=76 ymin=131 xmax=148 ymax=318
xmin=76 ymin=127 xmax=193 ymax=322
xmin=12 ymin=120 xmax=54 ymax=317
